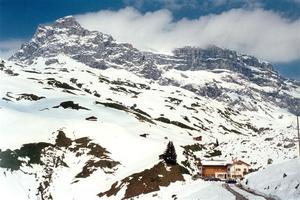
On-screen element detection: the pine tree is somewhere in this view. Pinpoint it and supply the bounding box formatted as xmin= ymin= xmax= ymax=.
xmin=163 ymin=141 xmax=177 ymax=165
xmin=215 ymin=139 xmax=219 ymax=147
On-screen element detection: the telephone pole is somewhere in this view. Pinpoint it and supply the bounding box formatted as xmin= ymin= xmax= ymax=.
xmin=297 ymin=116 xmax=300 ymax=158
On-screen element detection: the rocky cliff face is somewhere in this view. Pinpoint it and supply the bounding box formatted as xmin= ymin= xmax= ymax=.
xmin=173 ymin=46 xmax=279 ymax=86
xmin=173 ymin=46 xmax=273 ymax=71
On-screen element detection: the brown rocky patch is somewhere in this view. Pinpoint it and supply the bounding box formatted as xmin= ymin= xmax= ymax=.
xmin=68 ymin=135 xmax=120 ymax=178
xmin=98 ymin=162 xmax=185 ymax=199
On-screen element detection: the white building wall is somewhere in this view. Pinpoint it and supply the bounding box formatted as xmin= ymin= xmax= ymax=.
xmin=228 ymin=163 xmax=249 ymax=178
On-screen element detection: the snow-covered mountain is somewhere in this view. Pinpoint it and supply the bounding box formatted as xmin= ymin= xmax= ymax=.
xmin=10 ymin=16 xmax=300 ymax=114
xmin=1 ymin=16 xmax=300 ymax=199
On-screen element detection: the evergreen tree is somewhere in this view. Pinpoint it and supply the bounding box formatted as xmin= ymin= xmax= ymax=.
xmin=215 ymin=139 xmax=219 ymax=147
xmin=163 ymin=141 xmax=177 ymax=165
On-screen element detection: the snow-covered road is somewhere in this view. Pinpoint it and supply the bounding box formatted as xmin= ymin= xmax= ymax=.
xmin=224 ymin=184 xmax=274 ymax=200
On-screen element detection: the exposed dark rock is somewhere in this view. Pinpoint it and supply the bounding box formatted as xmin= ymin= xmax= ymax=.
xmin=53 ymin=101 xmax=89 ymax=110
xmin=156 ymin=117 xmax=171 ymax=124
xmin=181 ymin=144 xmax=203 ymax=176
xmin=264 ymin=137 xmax=273 ymax=141
xmin=131 ymin=108 xmax=151 ymax=118
xmin=95 ymin=101 xmax=128 ymax=111
xmin=62 ymin=89 xmax=76 ymax=95
xmin=182 ymin=144 xmax=206 ymax=152
xmin=70 ymin=78 xmax=77 ymax=84
xmin=85 ymin=116 xmax=98 ymax=121
xmin=23 ymin=70 xmax=41 ymax=74
xmin=165 ymin=97 xmax=182 ymax=105
xmin=171 ymin=121 xmax=196 ymax=130
xmin=45 ymin=58 xmax=59 ymax=65
xmin=93 ymin=91 xmax=101 ymax=97
xmin=2 ymin=97 xmax=12 ymax=102
xmin=0 ymin=142 xmax=53 ymax=171
xmin=155 ymin=117 xmax=196 ymax=130
xmin=55 ymin=130 xmax=72 ymax=147
xmin=46 ymin=78 xmax=77 ymax=90
xmin=4 ymin=69 xmax=19 ymax=76
xmin=140 ymin=133 xmax=149 ymax=138
xmin=16 ymin=93 xmax=45 ymax=101
xmin=204 ymin=149 xmax=222 ymax=158
xmin=283 ymin=143 xmax=295 ymax=148
xmin=98 ymin=162 xmax=184 ymax=199
xmin=219 ymin=125 xmax=245 ymax=135
xmin=95 ymin=101 xmax=155 ymax=124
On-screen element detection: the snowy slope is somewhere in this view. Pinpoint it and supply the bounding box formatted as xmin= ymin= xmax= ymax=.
xmin=0 ymin=57 xmax=205 ymax=199
xmin=242 ymin=158 xmax=300 ymax=200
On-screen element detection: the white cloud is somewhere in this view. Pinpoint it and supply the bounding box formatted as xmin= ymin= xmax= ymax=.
xmin=0 ymin=50 xmax=15 ymax=60
xmin=123 ymin=0 xmax=199 ymax=10
xmin=0 ymin=39 xmax=25 ymax=59
xmin=75 ymin=7 xmax=300 ymax=63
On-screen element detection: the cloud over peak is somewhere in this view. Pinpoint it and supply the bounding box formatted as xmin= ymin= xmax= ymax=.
xmin=0 ymin=39 xmax=25 ymax=59
xmin=76 ymin=7 xmax=300 ymax=63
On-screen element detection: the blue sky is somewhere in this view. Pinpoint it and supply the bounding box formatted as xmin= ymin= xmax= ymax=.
xmin=0 ymin=0 xmax=300 ymax=79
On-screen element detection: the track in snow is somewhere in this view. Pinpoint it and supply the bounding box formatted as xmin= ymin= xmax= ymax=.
xmin=223 ymin=184 xmax=272 ymax=200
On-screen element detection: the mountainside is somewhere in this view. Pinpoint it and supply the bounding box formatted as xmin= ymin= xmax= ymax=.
xmin=10 ymin=16 xmax=300 ymax=114
xmin=1 ymin=16 xmax=300 ymax=199
xmin=242 ymin=158 xmax=300 ymax=200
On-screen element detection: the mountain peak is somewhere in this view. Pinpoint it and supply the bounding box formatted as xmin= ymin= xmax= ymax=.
xmin=32 ymin=15 xmax=90 ymax=42
xmin=53 ymin=15 xmax=79 ymax=27
xmin=10 ymin=16 xmax=115 ymax=63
